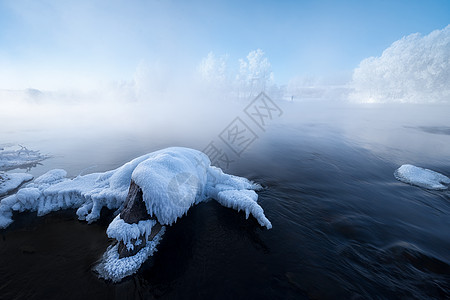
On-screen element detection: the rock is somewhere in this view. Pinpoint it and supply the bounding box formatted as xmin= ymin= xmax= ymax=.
xmin=117 ymin=180 xmax=163 ymax=258
xmin=120 ymin=180 xmax=151 ymax=224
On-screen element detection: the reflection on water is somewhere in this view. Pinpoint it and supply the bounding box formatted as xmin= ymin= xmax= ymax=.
xmin=1 ymin=103 xmax=450 ymax=299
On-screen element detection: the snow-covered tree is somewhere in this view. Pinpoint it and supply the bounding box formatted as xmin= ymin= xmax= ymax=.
xmin=198 ymin=52 xmax=228 ymax=86
xmin=236 ymin=49 xmax=273 ymax=99
xmin=197 ymin=49 xmax=274 ymax=100
xmin=350 ymin=25 xmax=450 ymax=103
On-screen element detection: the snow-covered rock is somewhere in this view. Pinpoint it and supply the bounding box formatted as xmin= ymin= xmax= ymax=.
xmin=394 ymin=164 xmax=450 ymax=190
xmin=97 ymin=147 xmax=270 ymax=281
xmin=0 ymin=147 xmax=271 ymax=281
xmin=0 ymin=147 xmax=270 ymax=229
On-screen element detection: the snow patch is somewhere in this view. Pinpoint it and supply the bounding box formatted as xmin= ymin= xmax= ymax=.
xmin=394 ymin=164 xmax=450 ymax=190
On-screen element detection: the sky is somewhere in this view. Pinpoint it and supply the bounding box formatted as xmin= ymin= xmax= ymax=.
xmin=0 ymin=0 xmax=449 ymax=90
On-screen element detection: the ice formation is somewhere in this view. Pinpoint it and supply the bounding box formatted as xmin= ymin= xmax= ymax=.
xmin=0 ymin=172 xmax=33 ymax=196
xmin=95 ymin=227 xmax=166 ymax=282
xmin=0 ymin=145 xmax=49 ymax=171
xmin=106 ymin=215 xmax=157 ymax=251
xmin=0 ymin=147 xmax=271 ymax=281
xmin=394 ymin=164 xmax=450 ymax=190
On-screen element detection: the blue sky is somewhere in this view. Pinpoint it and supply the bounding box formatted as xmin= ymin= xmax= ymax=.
xmin=0 ymin=0 xmax=449 ymax=89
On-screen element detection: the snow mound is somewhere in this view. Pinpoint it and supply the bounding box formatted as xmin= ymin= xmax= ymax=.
xmin=394 ymin=164 xmax=450 ymax=190
xmin=0 ymin=172 xmax=33 ymax=196
xmin=104 ymin=148 xmax=271 ymax=259
xmin=0 ymin=147 xmax=271 ymax=229
xmin=95 ymin=226 xmax=166 ymax=282
xmin=0 ymin=145 xmax=50 ymax=171
xmin=132 ymin=147 xmax=210 ymax=225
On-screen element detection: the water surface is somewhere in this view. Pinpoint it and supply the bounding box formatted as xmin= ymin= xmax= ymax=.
xmin=1 ymin=102 xmax=449 ymax=299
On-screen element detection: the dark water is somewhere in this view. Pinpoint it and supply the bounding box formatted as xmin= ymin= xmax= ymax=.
xmin=1 ymin=104 xmax=450 ymax=299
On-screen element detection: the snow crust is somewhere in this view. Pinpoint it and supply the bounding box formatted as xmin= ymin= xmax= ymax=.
xmin=0 ymin=172 xmax=33 ymax=196
xmin=394 ymin=164 xmax=450 ymax=190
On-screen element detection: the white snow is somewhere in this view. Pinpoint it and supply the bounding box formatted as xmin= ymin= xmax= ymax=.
xmin=0 ymin=150 xmax=165 ymax=228
xmin=32 ymin=169 xmax=67 ymax=185
xmin=0 ymin=172 xmax=33 ymax=196
xmin=394 ymin=164 xmax=450 ymax=190
xmin=0 ymin=145 xmax=49 ymax=171
xmin=131 ymin=147 xmax=209 ymax=225
xmin=94 ymin=226 xmax=166 ymax=282
xmin=0 ymin=146 xmax=270 ymax=227
xmin=106 ymin=147 xmax=271 ymax=232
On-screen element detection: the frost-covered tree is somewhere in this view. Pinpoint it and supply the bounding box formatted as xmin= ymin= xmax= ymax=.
xmin=197 ymin=49 xmax=274 ymax=100
xmin=198 ymin=52 xmax=228 ymax=86
xmin=196 ymin=52 xmax=231 ymax=101
xmin=350 ymin=25 xmax=450 ymax=103
xmin=236 ymin=49 xmax=273 ymax=99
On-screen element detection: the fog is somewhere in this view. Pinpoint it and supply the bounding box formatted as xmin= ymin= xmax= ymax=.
xmin=1 ymin=1 xmax=449 ymax=177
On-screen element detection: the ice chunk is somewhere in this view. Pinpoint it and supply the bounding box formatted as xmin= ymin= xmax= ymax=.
xmin=0 ymin=145 xmax=49 ymax=171
xmin=94 ymin=226 xmax=166 ymax=282
xmin=215 ymin=189 xmax=272 ymax=229
xmin=0 ymin=172 xmax=33 ymax=196
xmin=106 ymin=215 xmax=156 ymax=249
xmin=205 ymin=166 xmax=270 ymax=228
xmin=394 ymin=164 xmax=450 ymax=190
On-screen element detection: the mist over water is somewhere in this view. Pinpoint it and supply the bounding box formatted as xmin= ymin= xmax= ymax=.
xmin=1 ymin=94 xmax=450 ymax=299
